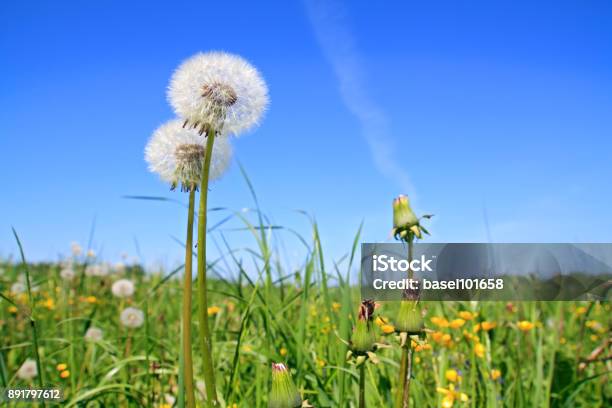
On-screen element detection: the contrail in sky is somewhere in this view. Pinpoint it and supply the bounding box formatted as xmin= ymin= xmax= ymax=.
xmin=304 ymin=0 xmax=416 ymax=197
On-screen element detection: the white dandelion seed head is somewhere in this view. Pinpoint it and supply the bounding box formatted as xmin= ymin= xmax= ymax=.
xmin=17 ymin=359 xmax=38 ymax=380
xmin=120 ymin=307 xmax=144 ymax=329
xmin=111 ymin=279 xmax=135 ymax=298
xmin=145 ymin=119 xmax=233 ymax=191
xmin=11 ymin=282 xmax=25 ymax=294
xmin=85 ymin=263 xmax=110 ymax=278
xmin=84 ymin=326 xmax=103 ymax=342
xmin=70 ymin=242 xmax=82 ymax=257
xmin=60 ymin=267 xmax=76 ymax=281
xmin=168 ymin=52 xmax=269 ymax=136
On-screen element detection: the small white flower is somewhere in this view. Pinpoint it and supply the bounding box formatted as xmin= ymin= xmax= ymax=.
xmin=71 ymin=242 xmax=82 ymax=257
xmin=84 ymin=326 xmax=103 ymax=342
xmin=11 ymin=282 xmax=25 ymax=294
xmin=120 ymin=307 xmax=145 ymax=329
xmin=168 ymin=52 xmax=269 ymax=136
xmin=145 ymin=119 xmax=232 ymax=191
xmin=17 ymin=359 xmax=38 ymax=380
xmin=111 ymin=279 xmax=135 ymax=298
xmin=60 ymin=267 xmax=76 ymax=281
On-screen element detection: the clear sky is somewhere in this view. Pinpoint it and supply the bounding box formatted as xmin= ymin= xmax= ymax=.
xmin=1 ymin=0 xmax=611 ymax=270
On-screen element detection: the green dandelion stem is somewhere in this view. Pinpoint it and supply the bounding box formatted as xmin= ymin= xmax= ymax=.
xmin=183 ymin=188 xmax=196 ymax=408
xmin=196 ymin=127 xmax=218 ymax=406
xmin=359 ymin=363 xmax=366 ymax=408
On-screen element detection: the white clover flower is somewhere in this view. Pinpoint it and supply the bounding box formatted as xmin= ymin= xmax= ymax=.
xmin=145 ymin=119 xmax=232 ymax=191
xmin=84 ymin=326 xmax=103 ymax=342
xmin=17 ymin=359 xmax=38 ymax=380
xmin=120 ymin=307 xmax=145 ymax=329
xmin=60 ymin=267 xmax=76 ymax=281
xmin=168 ymin=52 xmax=269 ymax=136
xmin=111 ymin=279 xmax=135 ymax=298
xmin=11 ymin=282 xmax=25 ymax=294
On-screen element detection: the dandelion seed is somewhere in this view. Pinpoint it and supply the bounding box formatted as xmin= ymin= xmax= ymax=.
xmin=168 ymin=52 xmax=269 ymax=136
xmin=145 ymin=119 xmax=232 ymax=191
xmin=120 ymin=307 xmax=145 ymax=329
xmin=17 ymin=359 xmax=38 ymax=380
xmin=111 ymin=279 xmax=135 ymax=298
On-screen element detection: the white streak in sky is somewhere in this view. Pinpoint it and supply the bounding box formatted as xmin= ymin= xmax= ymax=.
xmin=304 ymin=0 xmax=415 ymax=196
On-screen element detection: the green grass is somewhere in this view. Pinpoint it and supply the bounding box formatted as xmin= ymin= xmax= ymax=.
xmin=0 ymin=217 xmax=610 ymax=407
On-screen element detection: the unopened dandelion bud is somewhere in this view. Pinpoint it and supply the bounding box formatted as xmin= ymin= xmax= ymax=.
xmin=393 ymin=195 xmax=418 ymax=229
xmin=394 ymin=301 xmax=424 ymax=334
xmin=269 ymin=363 xmax=302 ymax=408
xmin=355 ymin=355 xmax=367 ymax=366
xmin=351 ymin=318 xmax=377 ymax=353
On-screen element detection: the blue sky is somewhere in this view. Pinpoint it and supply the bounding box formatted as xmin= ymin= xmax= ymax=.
xmin=1 ymin=0 xmax=611 ymax=270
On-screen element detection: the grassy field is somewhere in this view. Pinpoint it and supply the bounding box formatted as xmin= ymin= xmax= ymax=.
xmin=0 ymin=219 xmax=610 ymax=407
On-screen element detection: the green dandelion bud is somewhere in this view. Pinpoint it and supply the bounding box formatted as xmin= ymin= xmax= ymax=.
xmin=351 ymin=318 xmax=377 ymax=353
xmin=393 ymin=195 xmax=418 ymax=229
xmin=394 ymin=301 xmax=424 ymax=334
xmin=269 ymin=363 xmax=302 ymax=408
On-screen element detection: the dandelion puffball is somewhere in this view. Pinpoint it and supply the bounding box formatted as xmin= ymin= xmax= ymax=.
xmin=60 ymin=267 xmax=76 ymax=281
xmin=120 ymin=307 xmax=145 ymax=329
xmin=145 ymin=119 xmax=232 ymax=191
xmin=11 ymin=282 xmax=25 ymax=294
xmin=168 ymin=52 xmax=269 ymax=136
xmin=84 ymin=327 xmax=103 ymax=342
xmin=17 ymin=359 xmax=38 ymax=380
xmin=111 ymin=279 xmax=135 ymax=298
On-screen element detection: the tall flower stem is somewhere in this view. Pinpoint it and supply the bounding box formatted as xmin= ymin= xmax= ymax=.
xmin=183 ymin=189 xmax=196 ymax=408
xmin=196 ymin=128 xmax=218 ymax=406
xmin=396 ymin=238 xmax=415 ymax=408
xmin=359 ymin=364 xmax=366 ymax=408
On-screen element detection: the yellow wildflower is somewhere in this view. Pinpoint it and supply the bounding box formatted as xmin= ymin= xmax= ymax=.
xmin=207 ymin=306 xmax=221 ymax=316
xmin=280 ymin=347 xmax=288 ymax=357
xmin=430 ymin=316 xmax=449 ymax=328
xmin=317 ymin=358 xmax=326 ymax=368
xmin=381 ymin=324 xmax=395 ymax=334
xmin=437 ymin=384 xmax=468 ymax=407
xmin=332 ymin=302 xmax=342 ymax=312
xmin=8 ymin=306 xmax=18 ymax=314
xmin=585 ymin=320 xmax=605 ymax=334
xmin=575 ymin=306 xmax=587 ymax=315
xmin=560 ymin=337 xmax=567 ymax=345
xmin=474 ymin=343 xmax=485 ymax=358
xmin=517 ymin=321 xmax=534 ymax=332
xmin=449 ymin=319 xmax=466 ymax=329
xmin=458 ymin=311 xmax=476 ymax=321
xmin=60 ymin=370 xmax=70 ymax=379
xmin=42 ymin=298 xmax=55 ymax=310
xmin=445 ymin=369 xmax=460 ymax=383
xmin=56 ymin=363 xmax=68 ymax=371
xmin=242 ymin=344 xmax=252 ymax=353
xmin=590 ymin=334 xmax=598 ymax=342
xmin=490 ymin=369 xmax=501 ymax=381
xmin=474 ymin=321 xmax=497 ymax=332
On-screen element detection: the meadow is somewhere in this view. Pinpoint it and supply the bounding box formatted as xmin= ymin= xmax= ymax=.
xmin=0 ymin=213 xmax=610 ymax=407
